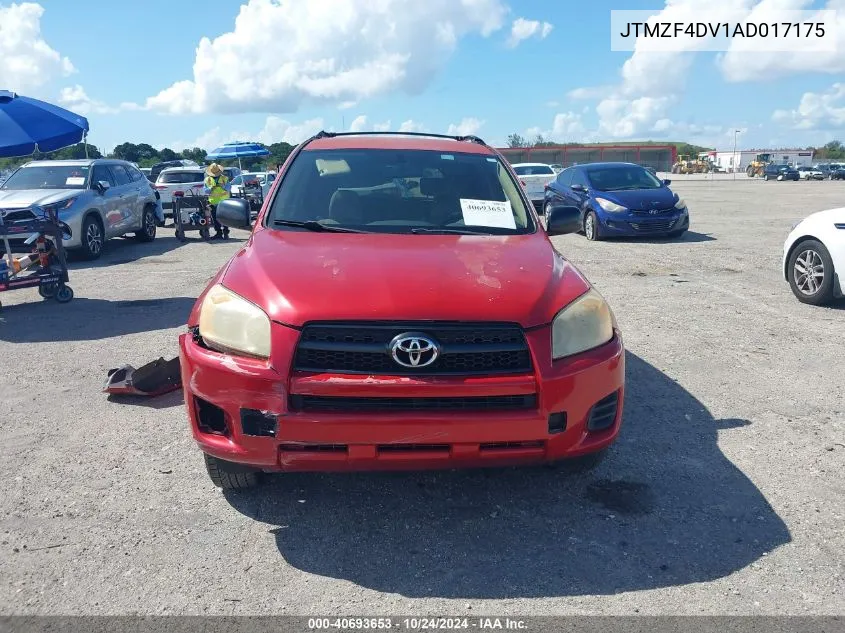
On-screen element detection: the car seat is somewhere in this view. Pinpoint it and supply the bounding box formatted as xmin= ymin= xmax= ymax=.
xmin=328 ymin=190 xmax=364 ymax=225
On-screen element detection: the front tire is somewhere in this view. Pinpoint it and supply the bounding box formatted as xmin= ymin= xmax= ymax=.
xmin=543 ymin=201 xmax=552 ymax=217
xmin=135 ymin=206 xmax=157 ymax=242
xmin=584 ymin=211 xmax=602 ymax=241
xmin=204 ymin=454 xmax=262 ymax=490
xmin=79 ymin=215 xmax=104 ymax=260
xmin=764 ymin=174 xmax=769 ymax=181
xmin=788 ymin=239 xmax=835 ymax=305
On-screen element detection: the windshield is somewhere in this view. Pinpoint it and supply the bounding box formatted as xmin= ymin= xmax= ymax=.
xmin=513 ymin=165 xmax=554 ymax=176
xmin=586 ymin=165 xmax=662 ymax=191
xmin=268 ymin=148 xmax=535 ymax=235
xmin=0 ymin=165 xmax=90 ymax=190
xmin=158 ymin=171 xmax=205 ymax=184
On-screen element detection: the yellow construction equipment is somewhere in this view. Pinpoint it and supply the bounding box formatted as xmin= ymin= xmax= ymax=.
xmin=671 ymin=155 xmax=714 ymax=174
xmin=745 ymin=153 xmax=772 ymax=177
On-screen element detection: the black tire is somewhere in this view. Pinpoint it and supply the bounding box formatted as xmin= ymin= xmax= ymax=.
xmin=79 ymin=215 xmax=105 ymax=260
xmin=204 ymin=454 xmax=262 ymax=490
xmin=788 ymin=239 xmax=836 ymax=305
xmin=55 ymin=285 xmax=74 ymax=303
xmin=175 ymin=229 xmax=186 ymax=242
xmin=543 ymin=201 xmax=552 ymax=216
xmin=135 ymin=206 xmax=157 ymax=242
xmin=763 ymin=174 xmax=769 ymax=181
xmin=548 ymin=449 xmax=608 ymax=473
xmin=584 ymin=210 xmax=602 ymax=241
xmin=38 ymin=283 xmax=57 ymax=299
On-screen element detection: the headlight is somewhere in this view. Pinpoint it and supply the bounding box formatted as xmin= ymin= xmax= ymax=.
xmin=552 ymin=288 xmax=615 ymax=360
xmin=595 ymin=197 xmax=627 ymax=213
xmin=198 ymin=284 xmax=271 ymax=359
xmin=44 ymin=198 xmax=77 ymax=213
xmin=674 ymin=198 xmax=686 ymax=209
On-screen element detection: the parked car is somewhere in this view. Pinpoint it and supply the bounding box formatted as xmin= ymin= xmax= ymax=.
xmin=149 ymin=159 xmax=199 ymax=183
xmin=783 ymin=207 xmax=845 ymax=305
xmin=153 ymin=166 xmax=207 ymax=216
xmin=797 ymin=166 xmax=824 ymax=180
xmin=180 ymin=131 xmax=624 ymax=490
xmin=544 ymin=162 xmax=689 ymax=240
xmin=140 ymin=167 xmax=152 ymax=180
xmin=511 ymin=163 xmax=557 ymax=211
xmin=828 ymin=164 xmax=845 ymax=180
xmin=230 ymin=171 xmax=276 ymax=198
xmin=0 ymin=159 xmax=159 ymax=259
xmin=763 ymin=163 xmax=799 ymax=181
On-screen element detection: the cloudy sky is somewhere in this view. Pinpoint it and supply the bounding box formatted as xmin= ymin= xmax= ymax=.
xmin=1 ymin=0 xmax=843 ymax=153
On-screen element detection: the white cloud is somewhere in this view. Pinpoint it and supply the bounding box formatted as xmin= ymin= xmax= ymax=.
xmin=169 ymin=115 xmax=325 ymax=151
xmin=525 ymin=111 xmax=590 ymax=143
xmin=348 ymin=115 xmax=368 ymax=132
xmin=398 ymin=119 xmax=427 ymax=133
xmin=58 ymin=85 xmax=119 ymax=115
xmin=720 ymin=0 xmax=845 ymax=82
xmin=0 ymin=2 xmax=74 ymax=94
xmin=143 ymin=0 xmax=508 ymax=114
xmin=772 ymin=83 xmax=845 ymax=130
xmin=447 ymin=117 xmax=484 ymax=136
xmin=505 ymin=17 xmax=553 ymax=48
xmin=346 ymin=115 xmax=391 ymax=132
xmin=338 ymin=100 xmax=358 ymax=110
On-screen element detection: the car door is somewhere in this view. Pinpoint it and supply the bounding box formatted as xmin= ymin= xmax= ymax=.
xmin=548 ymin=168 xmax=572 ymax=206
xmin=569 ymin=169 xmax=591 ymax=218
xmin=90 ymin=164 xmax=120 ymax=237
xmin=108 ymin=164 xmax=139 ymax=234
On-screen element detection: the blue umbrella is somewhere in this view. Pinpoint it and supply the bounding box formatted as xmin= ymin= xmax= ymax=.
xmin=206 ymin=141 xmax=270 ymax=169
xmin=0 ymin=90 xmax=90 ymax=158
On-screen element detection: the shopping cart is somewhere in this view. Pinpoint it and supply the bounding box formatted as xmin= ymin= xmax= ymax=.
xmin=0 ymin=205 xmax=73 ymax=310
xmin=172 ymin=189 xmax=212 ymax=242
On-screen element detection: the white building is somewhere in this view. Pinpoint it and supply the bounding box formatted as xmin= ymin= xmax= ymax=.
xmin=708 ymin=149 xmax=815 ymax=172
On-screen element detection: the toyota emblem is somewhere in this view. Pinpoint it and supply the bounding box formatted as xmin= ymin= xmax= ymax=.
xmin=390 ymin=333 xmax=440 ymax=368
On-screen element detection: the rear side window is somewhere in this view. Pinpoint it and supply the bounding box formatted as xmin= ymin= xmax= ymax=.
xmin=158 ymin=171 xmax=205 ymax=184
xmin=269 ymin=148 xmax=535 ymax=234
xmin=513 ymin=165 xmax=554 ymax=176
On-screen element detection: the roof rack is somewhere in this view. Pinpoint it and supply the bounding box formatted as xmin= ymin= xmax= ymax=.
xmin=312 ymin=130 xmax=489 ymax=147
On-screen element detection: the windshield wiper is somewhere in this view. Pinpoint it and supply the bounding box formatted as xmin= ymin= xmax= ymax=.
xmin=272 ymin=219 xmax=365 ymax=233
xmin=410 ymin=227 xmax=510 ymax=235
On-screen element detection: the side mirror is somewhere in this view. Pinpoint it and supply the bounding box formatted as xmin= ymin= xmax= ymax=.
xmin=662 ymin=179 xmax=672 ymax=186
xmin=96 ymin=180 xmax=111 ymax=194
xmin=570 ymin=184 xmax=586 ymax=193
xmin=215 ymin=198 xmax=251 ymax=229
xmin=545 ymin=205 xmax=581 ymax=236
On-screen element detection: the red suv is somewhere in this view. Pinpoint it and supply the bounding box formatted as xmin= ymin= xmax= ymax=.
xmin=179 ymin=132 xmax=625 ymax=490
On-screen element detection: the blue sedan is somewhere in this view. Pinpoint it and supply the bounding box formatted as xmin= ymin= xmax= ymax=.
xmin=543 ymin=162 xmax=689 ymax=240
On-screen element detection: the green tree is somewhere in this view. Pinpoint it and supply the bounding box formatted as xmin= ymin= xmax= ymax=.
xmin=507 ymin=133 xmax=529 ymax=148
xmin=158 ymin=147 xmax=178 ymax=162
xmin=181 ymin=147 xmax=207 ymax=163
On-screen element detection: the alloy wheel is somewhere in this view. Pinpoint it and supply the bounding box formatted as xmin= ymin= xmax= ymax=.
xmin=585 ymin=214 xmax=595 ymax=239
xmin=86 ymin=222 xmax=103 ymax=256
xmin=793 ymin=249 xmax=825 ymax=296
xmin=145 ymin=210 xmax=156 ymax=238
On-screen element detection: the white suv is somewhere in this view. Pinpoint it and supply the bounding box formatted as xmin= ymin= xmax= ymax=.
xmin=154 ymin=167 xmax=207 ymax=217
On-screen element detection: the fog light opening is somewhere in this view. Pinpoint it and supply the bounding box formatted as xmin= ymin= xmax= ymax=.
xmin=195 ymin=397 xmax=229 ymax=436
xmin=548 ymin=411 xmax=567 ymax=434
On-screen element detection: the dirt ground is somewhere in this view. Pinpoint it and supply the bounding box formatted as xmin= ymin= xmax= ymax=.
xmin=0 ymin=179 xmax=843 ymax=615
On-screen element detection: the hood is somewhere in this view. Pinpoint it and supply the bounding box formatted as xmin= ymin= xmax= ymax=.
xmin=594 ymin=186 xmax=677 ymax=211
xmin=0 ymin=189 xmax=80 ymax=208
xmin=214 ymin=228 xmax=591 ymax=328
xmin=800 ymin=207 xmax=845 ymax=226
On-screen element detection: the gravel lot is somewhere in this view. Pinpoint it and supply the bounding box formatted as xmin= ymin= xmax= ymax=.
xmin=0 ymin=179 xmax=843 ymax=616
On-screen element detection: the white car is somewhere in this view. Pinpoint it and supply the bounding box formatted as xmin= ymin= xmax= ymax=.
xmin=153 ymin=166 xmax=207 ymax=216
xmin=511 ymin=163 xmax=557 ymax=209
xmin=230 ymin=171 xmax=276 ymax=198
xmin=797 ymin=166 xmax=824 ymax=180
xmin=783 ymin=207 xmax=845 ymax=305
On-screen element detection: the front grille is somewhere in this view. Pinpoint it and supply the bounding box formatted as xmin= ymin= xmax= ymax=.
xmin=629 ymin=220 xmax=676 ymax=233
xmin=293 ymin=322 xmax=532 ymax=375
xmin=289 ymin=394 xmax=538 ymax=412
xmin=0 ymin=209 xmax=36 ymax=223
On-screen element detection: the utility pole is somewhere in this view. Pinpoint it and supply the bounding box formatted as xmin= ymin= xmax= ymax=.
xmin=733 ymin=129 xmax=741 ymax=180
